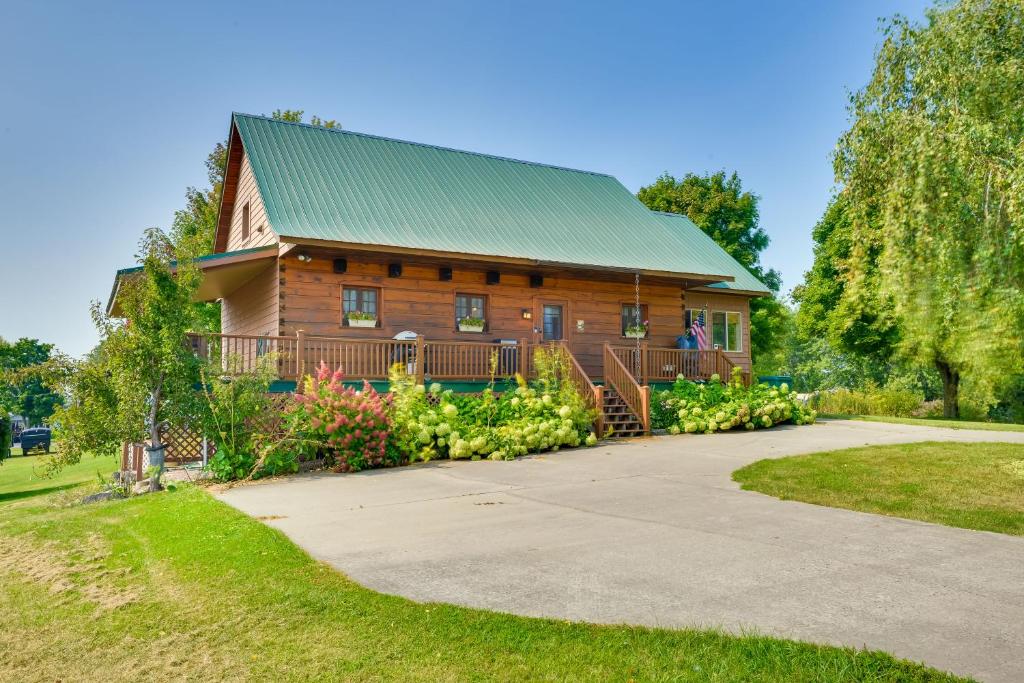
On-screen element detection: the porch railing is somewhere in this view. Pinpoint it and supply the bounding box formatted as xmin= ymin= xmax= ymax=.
xmin=603 ymin=343 xmax=650 ymax=433
xmin=609 ymin=344 xmax=749 ymax=385
xmin=188 ymin=332 xmax=542 ymax=384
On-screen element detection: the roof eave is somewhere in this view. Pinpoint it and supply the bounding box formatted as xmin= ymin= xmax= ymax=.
xmin=106 ymin=245 xmax=278 ymax=317
xmin=278 ymin=236 xmax=736 ymax=285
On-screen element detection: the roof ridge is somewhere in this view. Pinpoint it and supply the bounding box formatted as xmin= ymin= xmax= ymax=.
xmin=232 ymin=112 xmax=614 ymax=179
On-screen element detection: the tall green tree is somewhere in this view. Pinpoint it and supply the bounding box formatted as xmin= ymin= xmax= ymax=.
xmin=637 ymin=171 xmax=785 ymax=366
xmin=792 ymin=194 xmax=901 ymax=369
xmin=0 ymin=337 xmax=63 ymax=426
xmin=47 ymin=228 xmax=212 ymax=471
xmin=835 ymin=0 xmax=1024 ymax=417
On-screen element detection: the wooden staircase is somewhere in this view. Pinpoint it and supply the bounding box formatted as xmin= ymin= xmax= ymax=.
xmin=601 ymin=386 xmax=647 ymax=437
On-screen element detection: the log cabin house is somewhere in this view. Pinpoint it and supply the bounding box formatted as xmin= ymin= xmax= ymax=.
xmin=108 ymin=113 xmax=769 ymax=436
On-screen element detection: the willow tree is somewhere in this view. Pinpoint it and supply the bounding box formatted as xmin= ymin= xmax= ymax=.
xmin=836 ymin=0 xmax=1024 ymax=417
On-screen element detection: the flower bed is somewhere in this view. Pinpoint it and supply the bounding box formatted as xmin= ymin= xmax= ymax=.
xmin=652 ymin=369 xmax=816 ymax=434
xmin=226 ymin=348 xmax=598 ymax=480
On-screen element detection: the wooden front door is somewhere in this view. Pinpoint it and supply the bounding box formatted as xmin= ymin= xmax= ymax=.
xmin=533 ymin=298 xmax=570 ymax=345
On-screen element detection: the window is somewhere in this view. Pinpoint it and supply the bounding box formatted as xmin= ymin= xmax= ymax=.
xmin=542 ymin=304 xmax=564 ymax=341
xmin=680 ymin=309 xmax=708 ymax=349
xmin=241 ymin=202 xmax=251 ymax=241
xmin=342 ymin=286 xmax=379 ymax=325
xmin=620 ymin=303 xmax=649 ymax=337
xmin=455 ymin=293 xmax=487 ymax=326
xmin=711 ymin=311 xmax=742 ymax=352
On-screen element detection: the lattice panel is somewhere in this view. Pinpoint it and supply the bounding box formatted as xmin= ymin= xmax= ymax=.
xmin=158 ymin=423 xmax=213 ymax=463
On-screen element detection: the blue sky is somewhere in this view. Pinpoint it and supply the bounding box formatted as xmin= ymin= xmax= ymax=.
xmin=0 ymin=0 xmax=933 ymax=357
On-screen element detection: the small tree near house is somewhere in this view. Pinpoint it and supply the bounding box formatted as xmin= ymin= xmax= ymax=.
xmin=91 ymin=228 xmax=204 ymax=462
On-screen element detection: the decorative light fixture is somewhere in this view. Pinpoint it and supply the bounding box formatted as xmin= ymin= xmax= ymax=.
xmin=297 ymin=252 xmax=312 ymax=263
xmin=521 ymin=309 xmax=532 ymax=320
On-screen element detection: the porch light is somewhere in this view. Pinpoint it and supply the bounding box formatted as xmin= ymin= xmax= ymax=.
xmin=297 ymin=252 xmax=312 ymax=263
xmin=521 ymin=309 xmax=532 ymax=320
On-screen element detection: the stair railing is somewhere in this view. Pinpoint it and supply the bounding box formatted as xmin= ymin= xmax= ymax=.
xmin=602 ymin=343 xmax=650 ymax=434
xmin=553 ymin=342 xmax=604 ymax=436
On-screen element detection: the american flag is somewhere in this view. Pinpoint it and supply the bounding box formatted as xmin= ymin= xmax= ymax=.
xmin=693 ymin=309 xmax=707 ymax=350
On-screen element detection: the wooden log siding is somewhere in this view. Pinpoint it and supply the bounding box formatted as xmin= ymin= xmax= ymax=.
xmin=276 ymin=253 xmax=755 ymax=380
xmin=220 ymin=259 xmax=279 ymax=337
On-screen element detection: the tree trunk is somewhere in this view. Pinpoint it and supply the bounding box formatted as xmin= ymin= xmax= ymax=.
xmin=936 ymin=360 xmax=960 ymax=419
xmin=149 ymin=373 xmax=164 ymax=448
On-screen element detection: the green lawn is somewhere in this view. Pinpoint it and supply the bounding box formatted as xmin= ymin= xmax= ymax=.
xmin=822 ymin=414 xmax=1024 ymax=432
xmin=0 ymin=451 xmax=118 ymax=503
xmin=734 ymin=441 xmax=1024 ymax=535
xmin=0 ymin=476 xmax=963 ymax=680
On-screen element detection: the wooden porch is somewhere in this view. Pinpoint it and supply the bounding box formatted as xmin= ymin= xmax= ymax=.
xmin=187 ymin=332 xmax=750 ymax=438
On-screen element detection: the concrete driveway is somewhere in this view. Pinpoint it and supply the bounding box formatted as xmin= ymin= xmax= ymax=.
xmin=219 ymin=419 xmax=1024 ymax=682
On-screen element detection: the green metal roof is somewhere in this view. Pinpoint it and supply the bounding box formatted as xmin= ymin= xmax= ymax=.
xmin=232 ymin=113 xmax=744 ymax=280
xmin=649 ymin=212 xmax=770 ymax=294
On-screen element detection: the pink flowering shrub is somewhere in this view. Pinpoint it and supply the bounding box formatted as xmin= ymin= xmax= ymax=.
xmin=289 ymin=362 xmax=399 ymax=472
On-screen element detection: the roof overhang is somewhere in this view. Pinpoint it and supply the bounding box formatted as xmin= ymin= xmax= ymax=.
xmin=689 ymin=285 xmax=771 ymax=297
xmin=107 ymin=246 xmax=278 ymax=317
xmin=279 ymin=236 xmax=736 ymax=287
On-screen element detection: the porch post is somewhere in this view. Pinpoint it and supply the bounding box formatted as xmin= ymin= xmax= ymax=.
xmin=518 ymin=338 xmax=529 ymax=378
xmin=296 ymin=329 xmax=306 ymax=388
xmin=640 ymin=385 xmax=651 ymax=434
xmin=593 ymin=385 xmax=604 ymax=437
xmin=640 ymin=341 xmax=649 ymax=385
xmin=415 ymin=335 xmax=425 ymax=385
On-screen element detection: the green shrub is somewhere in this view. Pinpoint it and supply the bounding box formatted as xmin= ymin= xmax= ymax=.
xmin=652 ymin=368 xmax=816 ymax=434
xmin=812 ymin=385 xmax=922 ymax=417
xmin=0 ymin=408 xmax=10 ymax=463
xmin=285 ymin=362 xmax=397 ymax=473
xmin=200 ymin=356 xmax=277 ymax=481
xmin=389 ymin=347 xmax=596 ymax=462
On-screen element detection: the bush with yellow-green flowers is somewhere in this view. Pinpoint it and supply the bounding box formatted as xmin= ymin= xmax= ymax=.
xmin=387 ymin=347 xmax=598 ymax=463
xmin=651 ymin=367 xmax=816 ymax=435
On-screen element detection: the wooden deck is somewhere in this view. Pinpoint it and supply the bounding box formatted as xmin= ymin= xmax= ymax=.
xmin=187 ymin=332 xmax=750 ymax=437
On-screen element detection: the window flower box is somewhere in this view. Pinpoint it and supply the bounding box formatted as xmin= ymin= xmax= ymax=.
xmin=458 ymin=318 xmax=485 ymax=333
xmin=347 ymin=313 xmax=377 ymax=328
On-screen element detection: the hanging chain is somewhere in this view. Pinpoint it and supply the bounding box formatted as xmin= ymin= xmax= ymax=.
xmin=634 ymin=271 xmax=642 ymax=377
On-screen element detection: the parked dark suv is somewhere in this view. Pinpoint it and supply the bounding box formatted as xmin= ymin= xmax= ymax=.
xmin=19 ymin=427 xmax=52 ymax=454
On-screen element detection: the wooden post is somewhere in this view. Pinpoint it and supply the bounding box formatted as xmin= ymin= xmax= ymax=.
xmin=593 ymin=385 xmax=604 ymax=437
xmin=640 ymin=385 xmax=651 ymax=434
xmin=415 ymin=335 xmax=425 ymax=385
xmin=641 ymin=341 xmax=651 ymax=385
xmin=296 ymin=329 xmax=306 ymax=389
xmin=519 ymin=338 xmax=529 ymax=378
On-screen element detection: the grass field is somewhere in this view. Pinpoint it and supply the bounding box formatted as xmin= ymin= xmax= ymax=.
xmin=0 ymin=451 xmax=118 ymax=503
xmin=0 ymin=456 xmax=964 ymax=681
xmin=822 ymin=414 xmax=1024 ymax=432
xmin=734 ymin=441 xmax=1024 ymax=536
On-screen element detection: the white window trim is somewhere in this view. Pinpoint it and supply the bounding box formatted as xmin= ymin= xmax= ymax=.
xmin=711 ymin=310 xmax=743 ymax=353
